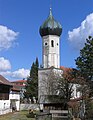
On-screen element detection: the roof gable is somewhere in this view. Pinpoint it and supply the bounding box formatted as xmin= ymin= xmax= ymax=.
xmin=0 ymin=75 xmax=12 ymax=86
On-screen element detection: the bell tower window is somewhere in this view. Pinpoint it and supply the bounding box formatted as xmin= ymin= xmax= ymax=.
xmin=51 ymin=40 xmax=54 ymax=47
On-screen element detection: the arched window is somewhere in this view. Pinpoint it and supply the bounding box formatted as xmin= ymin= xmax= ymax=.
xmin=51 ymin=40 xmax=54 ymax=47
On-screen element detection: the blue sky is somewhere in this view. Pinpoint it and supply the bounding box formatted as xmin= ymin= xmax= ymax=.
xmin=0 ymin=0 xmax=93 ymax=80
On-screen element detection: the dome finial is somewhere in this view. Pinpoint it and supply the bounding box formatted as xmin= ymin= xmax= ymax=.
xmin=49 ymin=7 xmax=52 ymax=16
xmin=49 ymin=0 xmax=52 ymax=16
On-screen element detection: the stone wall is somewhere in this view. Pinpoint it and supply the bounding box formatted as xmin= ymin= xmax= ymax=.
xmin=20 ymin=104 xmax=39 ymax=111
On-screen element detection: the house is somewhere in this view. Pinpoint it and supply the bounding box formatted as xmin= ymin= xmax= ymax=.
xmin=9 ymin=86 xmax=20 ymax=111
xmin=0 ymin=75 xmax=12 ymax=115
xmin=0 ymin=75 xmax=21 ymax=115
xmin=60 ymin=66 xmax=81 ymax=99
xmin=11 ymin=79 xmax=26 ymax=99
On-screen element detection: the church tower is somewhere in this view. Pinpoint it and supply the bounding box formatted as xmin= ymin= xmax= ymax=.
xmin=38 ymin=8 xmax=63 ymax=107
xmin=39 ymin=8 xmax=62 ymax=68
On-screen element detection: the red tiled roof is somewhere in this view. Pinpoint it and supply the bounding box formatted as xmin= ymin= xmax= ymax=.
xmin=0 ymin=75 xmax=12 ymax=86
xmin=11 ymin=87 xmax=20 ymax=92
xmin=60 ymin=66 xmax=75 ymax=82
xmin=11 ymin=80 xmax=27 ymax=83
xmin=11 ymin=80 xmax=26 ymax=88
xmin=60 ymin=66 xmax=72 ymax=72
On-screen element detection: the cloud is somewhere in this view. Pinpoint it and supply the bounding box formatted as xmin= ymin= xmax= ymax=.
xmin=11 ymin=68 xmax=30 ymax=79
xmin=68 ymin=13 xmax=93 ymax=50
xmin=0 ymin=68 xmax=30 ymax=79
xmin=0 ymin=57 xmax=11 ymax=71
xmin=0 ymin=25 xmax=19 ymax=51
xmin=0 ymin=25 xmax=28 ymax=79
xmin=0 ymin=57 xmax=30 ymax=79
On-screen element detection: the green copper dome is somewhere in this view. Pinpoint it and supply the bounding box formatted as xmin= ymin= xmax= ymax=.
xmin=39 ymin=8 xmax=62 ymax=37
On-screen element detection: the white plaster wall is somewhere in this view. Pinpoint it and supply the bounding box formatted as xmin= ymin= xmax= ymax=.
xmin=0 ymin=100 xmax=10 ymax=110
xmin=42 ymin=35 xmax=60 ymax=68
xmin=9 ymin=93 xmax=20 ymax=111
xmin=38 ymin=68 xmax=63 ymax=104
xmin=38 ymin=69 xmax=50 ymax=103
xmin=16 ymin=100 xmax=20 ymax=111
xmin=71 ymin=84 xmax=81 ymax=99
xmin=9 ymin=93 xmax=20 ymax=100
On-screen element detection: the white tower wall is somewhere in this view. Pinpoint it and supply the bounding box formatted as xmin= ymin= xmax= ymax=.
xmin=42 ymin=35 xmax=60 ymax=68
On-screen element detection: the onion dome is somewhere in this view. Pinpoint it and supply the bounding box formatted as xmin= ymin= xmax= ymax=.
xmin=39 ymin=8 xmax=62 ymax=37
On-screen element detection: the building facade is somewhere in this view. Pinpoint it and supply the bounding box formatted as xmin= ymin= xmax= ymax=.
xmin=0 ymin=75 xmax=20 ymax=115
xmin=11 ymin=80 xmax=26 ymax=99
xmin=0 ymin=75 xmax=12 ymax=115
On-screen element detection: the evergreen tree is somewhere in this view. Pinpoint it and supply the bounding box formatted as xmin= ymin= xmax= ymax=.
xmin=75 ymin=36 xmax=93 ymax=81
xmin=24 ymin=58 xmax=39 ymax=102
xmin=75 ymin=36 xmax=93 ymax=118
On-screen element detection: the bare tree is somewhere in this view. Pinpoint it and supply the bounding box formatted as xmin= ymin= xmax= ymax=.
xmin=38 ymin=68 xmax=75 ymax=109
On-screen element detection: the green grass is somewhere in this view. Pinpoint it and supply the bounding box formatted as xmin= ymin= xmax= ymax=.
xmin=0 ymin=110 xmax=35 ymax=120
